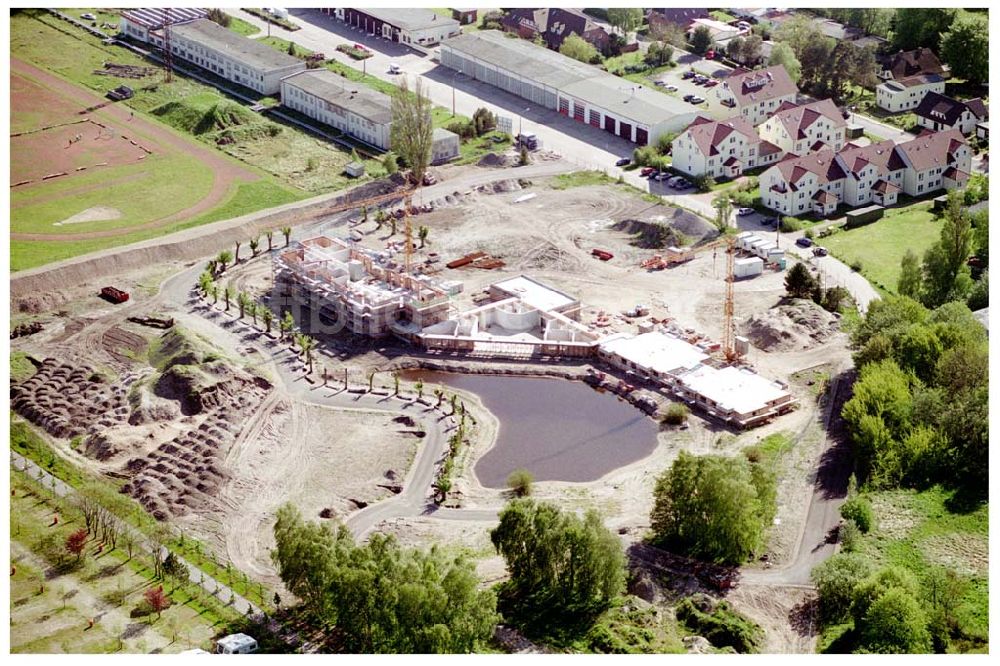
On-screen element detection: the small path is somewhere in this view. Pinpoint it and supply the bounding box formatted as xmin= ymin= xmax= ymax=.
xmin=9 ymin=451 xmax=260 ymax=617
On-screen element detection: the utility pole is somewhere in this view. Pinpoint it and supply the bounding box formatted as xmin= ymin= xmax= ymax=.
xmin=162 ymin=7 xmax=173 ymax=83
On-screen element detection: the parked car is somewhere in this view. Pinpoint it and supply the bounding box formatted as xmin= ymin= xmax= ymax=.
xmin=705 ymin=50 xmax=716 ymax=59
xmin=665 ymin=84 xmax=678 ymax=92
xmin=387 ymin=63 xmax=401 ymax=74
xmin=654 ymin=80 xmax=666 ymax=86
xmin=705 ymin=79 xmax=719 ymax=87
xmin=655 ymin=171 xmax=671 ymax=181
xmin=690 ymin=96 xmax=706 ymax=104
xmin=640 ymin=166 xmax=656 ymax=177
xmin=682 ymin=70 xmax=696 ymax=79
xmin=354 ymin=43 xmax=369 ymax=52
xmin=813 ymin=246 xmax=829 ymax=257
xmin=676 ymin=179 xmax=693 ymax=189
xmin=737 ymin=207 xmax=755 ymax=216
xmin=81 ymin=12 xmax=96 ymax=20
xmin=615 ymin=157 xmax=631 ymax=167
xmin=796 ymin=237 xmax=814 ymax=248
xmin=683 ymin=94 xmax=695 ymax=102
xmin=762 ymin=217 xmax=779 ymax=227
xmin=693 ymin=75 xmax=707 ymax=84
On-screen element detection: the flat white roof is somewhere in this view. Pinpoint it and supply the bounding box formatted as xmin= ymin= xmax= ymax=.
xmin=679 ymin=365 xmax=789 ymax=415
xmin=600 ymin=332 xmax=709 ymax=375
xmin=492 ymin=275 xmax=576 ymax=312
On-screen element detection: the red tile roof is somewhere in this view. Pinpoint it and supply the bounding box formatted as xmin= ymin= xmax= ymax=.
xmin=723 ymin=65 xmax=798 ymax=107
xmin=837 ymin=139 xmax=906 ymax=174
xmin=770 ymin=99 xmax=847 ymax=139
xmin=915 ymin=92 xmax=990 ymax=126
xmin=878 ymin=48 xmax=945 ymax=80
xmin=681 ymin=115 xmax=758 ymax=156
xmin=812 ymin=190 xmax=838 ymax=204
xmin=894 ymin=129 xmax=967 ymax=171
xmin=943 ymin=167 xmax=970 ymax=181
xmin=872 ymin=179 xmax=900 ymax=194
xmin=773 ymin=149 xmax=844 ymax=187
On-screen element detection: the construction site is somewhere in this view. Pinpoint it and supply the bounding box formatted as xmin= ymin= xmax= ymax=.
xmin=10 ymin=153 xmax=851 ymax=651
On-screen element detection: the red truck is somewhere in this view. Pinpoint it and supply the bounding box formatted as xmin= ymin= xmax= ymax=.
xmin=100 ymin=286 xmax=130 ymax=304
xmin=591 ymin=248 xmax=614 ymax=261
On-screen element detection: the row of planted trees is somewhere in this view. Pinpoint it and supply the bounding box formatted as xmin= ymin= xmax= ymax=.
xmin=207 ymin=225 xmax=294 ymax=276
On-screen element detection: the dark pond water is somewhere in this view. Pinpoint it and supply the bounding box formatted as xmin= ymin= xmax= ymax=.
xmin=403 ymin=371 xmax=659 ymax=488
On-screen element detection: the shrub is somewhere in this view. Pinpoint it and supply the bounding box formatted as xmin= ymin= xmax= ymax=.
xmin=851 ymin=259 xmax=864 ymax=273
xmin=840 ymin=495 xmax=875 ymax=533
xmin=839 ymin=519 xmax=862 ymax=552
xmin=811 ymin=553 xmax=875 ymax=623
xmin=779 ymin=216 xmax=803 ymax=233
xmin=507 ymin=469 xmax=534 ymax=497
xmin=675 ymin=597 xmax=763 ymax=653
xmin=661 ymin=403 xmax=689 ymax=425
xmin=804 ymin=229 xmax=815 ymax=240
xmin=446 ymin=119 xmax=476 ymax=139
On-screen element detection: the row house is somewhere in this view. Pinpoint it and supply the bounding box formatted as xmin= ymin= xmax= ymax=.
xmin=325 ymin=8 xmax=461 ymax=47
xmin=915 ymin=92 xmax=989 ymax=136
xmin=671 ymin=115 xmax=782 ymax=179
xmin=758 ymin=99 xmax=847 ymax=156
xmin=714 ymin=65 xmax=799 ymax=125
xmin=760 ymin=129 xmax=970 ymax=217
xmin=876 ymin=74 xmax=946 ymax=113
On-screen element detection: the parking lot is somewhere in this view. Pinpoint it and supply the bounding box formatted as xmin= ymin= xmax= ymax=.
xmin=647 ymin=63 xmax=732 ymax=120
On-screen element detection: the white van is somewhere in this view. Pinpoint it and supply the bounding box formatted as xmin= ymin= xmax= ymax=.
xmin=388 ymin=63 xmax=401 ymax=75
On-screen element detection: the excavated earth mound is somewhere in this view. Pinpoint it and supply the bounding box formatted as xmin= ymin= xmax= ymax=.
xmin=743 ymin=298 xmax=840 ymax=352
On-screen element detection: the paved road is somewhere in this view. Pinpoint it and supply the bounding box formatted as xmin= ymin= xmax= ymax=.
xmin=10 ymin=451 xmax=260 ymax=616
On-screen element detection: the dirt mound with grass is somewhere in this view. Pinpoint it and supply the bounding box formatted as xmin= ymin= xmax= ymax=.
xmin=743 ymin=299 xmax=840 ymax=352
xmin=477 ymin=152 xmax=518 ymax=168
xmin=151 ymin=98 xmax=278 ymax=145
xmin=613 ymin=219 xmax=689 ymax=249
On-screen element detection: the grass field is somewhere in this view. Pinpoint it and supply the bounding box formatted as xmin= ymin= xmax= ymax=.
xmin=10 ymin=472 xmax=239 ymax=653
xmin=819 ymin=486 xmax=988 ymax=653
xmin=225 ymin=15 xmax=260 ymax=37
xmin=822 ymin=203 xmax=941 ymax=294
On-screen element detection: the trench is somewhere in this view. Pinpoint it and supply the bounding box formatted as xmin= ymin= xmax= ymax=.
xmin=403 ymin=370 xmax=660 ymax=488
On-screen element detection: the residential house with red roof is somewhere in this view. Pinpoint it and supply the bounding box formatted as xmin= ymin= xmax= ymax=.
xmin=713 ymin=65 xmax=799 ymax=125
xmin=501 ymin=7 xmax=610 ymax=53
xmin=759 ymin=130 xmax=970 ymax=217
xmin=877 ymin=48 xmax=947 ymax=81
xmin=758 ymin=99 xmax=847 ymax=156
xmin=671 ymin=115 xmax=782 ymax=179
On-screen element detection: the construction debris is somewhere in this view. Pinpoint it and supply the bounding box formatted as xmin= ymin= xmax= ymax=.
xmin=93 ymin=62 xmax=157 ymax=79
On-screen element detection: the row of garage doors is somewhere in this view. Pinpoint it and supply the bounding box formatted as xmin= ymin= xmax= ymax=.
xmin=558 ymin=97 xmax=648 ymax=145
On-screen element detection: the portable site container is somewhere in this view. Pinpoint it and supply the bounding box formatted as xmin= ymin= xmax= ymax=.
xmin=733 ymin=257 xmax=764 ymax=279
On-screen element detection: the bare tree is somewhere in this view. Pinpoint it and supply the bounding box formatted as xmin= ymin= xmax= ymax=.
xmin=390 ymin=77 xmax=434 ymax=186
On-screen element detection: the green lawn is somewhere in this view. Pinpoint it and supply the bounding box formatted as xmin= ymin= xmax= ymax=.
xmin=11 ymin=352 xmax=38 ymax=383
xmin=226 ymin=15 xmax=260 ymax=37
xmin=10 ymin=472 xmax=239 ymax=653
xmin=710 ymin=10 xmax=737 ymax=22
xmin=822 ymin=203 xmax=941 ymax=294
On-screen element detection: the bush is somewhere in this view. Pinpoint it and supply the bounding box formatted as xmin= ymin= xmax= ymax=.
xmin=507 ymin=469 xmax=534 ymax=497
xmin=446 ymin=119 xmax=476 ymax=139
xmin=851 ymin=259 xmax=864 ymax=273
xmin=839 ymin=519 xmax=862 ymax=552
xmin=811 ymin=553 xmax=875 ymax=623
xmin=675 ymin=597 xmax=763 ymax=653
xmin=840 ymin=495 xmax=875 ymax=533
xmin=661 ymin=403 xmax=689 ymax=425
xmin=779 ymin=216 xmax=803 ymax=233
xmin=804 ymin=229 xmax=815 ymax=240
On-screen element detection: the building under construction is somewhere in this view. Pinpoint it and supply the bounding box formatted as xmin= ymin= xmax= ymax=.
xmin=275 ymin=236 xmax=455 ymax=337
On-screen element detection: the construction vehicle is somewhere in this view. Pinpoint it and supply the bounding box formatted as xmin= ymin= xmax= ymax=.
xmin=515 ymin=132 xmax=538 ymax=150
xmin=106 ymin=85 xmax=134 ymax=101
xmin=99 ymin=286 xmax=129 ymax=304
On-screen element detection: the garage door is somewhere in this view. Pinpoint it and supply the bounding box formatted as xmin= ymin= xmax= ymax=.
xmin=635 ymin=127 xmax=648 ymax=146
xmin=618 ymin=121 xmax=632 ymax=142
xmin=558 ymin=98 xmax=569 ymax=116
xmin=573 ymin=102 xmax=585 ymax=122
xmin=589 ymin=109 xmax=601 ymax=128
xmin=604 ymin=115 xmax=616 ymax=133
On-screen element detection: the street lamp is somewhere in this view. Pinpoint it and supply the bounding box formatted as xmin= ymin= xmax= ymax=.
xmin=518 ymin=107 xmax=530 ymax=137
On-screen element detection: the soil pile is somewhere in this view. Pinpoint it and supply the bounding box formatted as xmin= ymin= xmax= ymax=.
xmin=477 ymin=152 xmax=518 ymax=168
xmin=743 ymin=299 xmax=839 ymax=352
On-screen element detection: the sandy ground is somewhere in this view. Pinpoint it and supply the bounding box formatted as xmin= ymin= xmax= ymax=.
xmin=189 ymin=400 xmax=418 ymax=586
xmin=55 ymin=206 xmax=123 ymax=226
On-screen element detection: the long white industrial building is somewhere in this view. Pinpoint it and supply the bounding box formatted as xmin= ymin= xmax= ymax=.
xmin=440 ymin=31 xmax=697 ymax=146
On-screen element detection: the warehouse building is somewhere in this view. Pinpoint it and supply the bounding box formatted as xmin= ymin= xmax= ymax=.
xmin=281 ymin=69 xmax=392 ymax=149
xmin=323 ymin=8 xmax=462 ymax=47
xmin=119 ymin=7 xmax=207 ymax=43
xmin=161 ymin=19 xmax=306 ymax=95
xmin=440 ymin=31 xmax=697 ymax=145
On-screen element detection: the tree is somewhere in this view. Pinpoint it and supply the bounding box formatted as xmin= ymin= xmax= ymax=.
xmin=891 ymin=9 xmax=956 ymax=52
xmin=644 ymin=41 xmax=674 ymax=67
xmin=966 ymin=271 xmax=988 ymax=311
xmin=216 ymin=250 xmax=233 ymax=273
xmin=607 ymin=7 xmax=643 ymax=36
xmin=784 ymin=262 xmax=818 ymax=299
xmin=856 ymin=579 xmax=930 ymax=653
xmin=810 ymin=553 xmax=875 ymax=623
xmin=414 ymin=225 xmax=429 ymax=249
xmin=234 ymin=240 xmax=242 ymax=264
xmin=198 ymin=271 xmax=214 ymax=298
xmin=922 ymin=192 xmax=974 ymax=307
xmin=249 ymin=236 xmax=260 ymax=257
xmin=262 ymin=308 xmax=274 ymax=335
xmin=143 ymin=585 xmax=171 ymax=620
xmin=65 ymin=528 xmax=88 ymax=561
xmin=491 ymin=499 xmax=625 ymax=611
xmin=472 ymin=107 xmax=496 ymax=136
xmin=272 ymin=504 xmax=498 ymax=652
xmin=559 ymin=33 xmax=599 ymax=64
xmin=299 ymin=335 xmax=316 ymax=374
xmin=383 ymin=151 xmax=398 ymax=175
xmin=939 ymin=12 xmax=988 ymax=85
xmin=840 ymin=495 xmax=875 ymax=533
xmin=651 ymin=21 xmax=688 ymax=48
xmin=767 ymin=42 xmax=802 ymax=83
xmin=223 ymin=286 xmax=234 ymax=312
xmin=206 ymin=8 xmax=231 ymax=28
xmin=162 ymin=552 xmax=188 ymax=582
xmin=894 ymin=324 xmax=943 ymax=382
xmin=897 ymin=249 xmax=923 ymax=300
xmin=519 ymin=144 xmax=530 ymax=166
xmin=689 ymin=25 xmax=713 ymax=56
xmin=247 ymin=301 xmax=258 ymax=326
xmin=209 ymin=284 xmax=219 ymax=305
xmin=390 ymin=77 xmax=434 ymax=187
xmin=266 ymin=230 xmax=274 ymax=252
xmin=280 ymin=311 xmax=294 ymax=341
xmin=236 ymin=292 xmax=249 ymax=319
xmin=650 ymin=452 xmax=773 ymax=564
xmin=711 ymin=192 xmax=732 ymax=233
xmin=506 ymin=469 xmax=534 ymax=497
xmin=281 ymin=226 xmax=292 ymax=247
xmin=287 ymin=40 xmax=296 ymax=57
